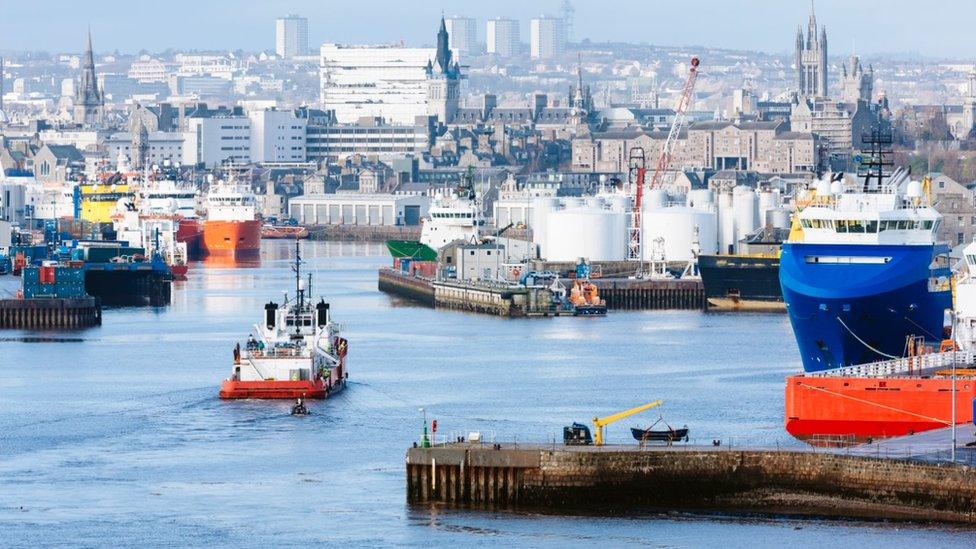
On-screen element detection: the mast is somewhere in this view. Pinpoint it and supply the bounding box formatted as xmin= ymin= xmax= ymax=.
xmin=294 ymin=238 xmax=302 ymax=309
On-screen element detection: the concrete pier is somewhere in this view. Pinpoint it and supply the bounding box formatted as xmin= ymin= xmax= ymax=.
xmin=406 ymin=443 xmax=976 ymax=523
xmin=379 ymin=268 xmax=705 ymax=313
xmin=0 ymin=297 xmax=102 ymax=329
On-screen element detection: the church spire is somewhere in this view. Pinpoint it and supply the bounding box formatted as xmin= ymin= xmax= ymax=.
xmin=74 ymin=27 xmax=104 ymax=127
xmin=435 ymin=16 xmax=452 ymax=74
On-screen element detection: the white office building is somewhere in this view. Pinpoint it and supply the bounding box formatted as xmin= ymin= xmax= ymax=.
xmin=183 ymin=116 xmax=251 ymax=167
xmin=445 ymin=16 xmax=477 ymax=53
xmin=248 ymin=108 xmax=307 ymax=163
xmin=319 ymin=44 xmax=437 ymax=125
xmin=487 ymin=18 xmax=520 ymax=57
xmin=276 ymin=15 xmax=308 ymax=59
xmin=306 ymin=118 xmax=428 ymax=162
xmin=530 ymin=16 xmax=566 ymax=59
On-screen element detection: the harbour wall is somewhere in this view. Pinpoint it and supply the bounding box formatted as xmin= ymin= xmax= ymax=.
xmin=307 ymin=225 xmax=422 ymax=242
xmin=0 ymin=297 xmax=102 ymax=329
xmin=379 ymin=268 xmax=704 ymax=313
xmin=406 ymin=445 xmax=976 ymax=523
xmin=378 ymin=268 xmax=435 ymax=306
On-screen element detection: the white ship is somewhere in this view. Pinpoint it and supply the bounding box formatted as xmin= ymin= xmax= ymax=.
xmin=220 ymin=242 xmax=348 ymax=399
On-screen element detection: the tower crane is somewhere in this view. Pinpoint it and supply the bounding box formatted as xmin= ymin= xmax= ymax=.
xmin=628 ymin=56 xmax=701 ymax=278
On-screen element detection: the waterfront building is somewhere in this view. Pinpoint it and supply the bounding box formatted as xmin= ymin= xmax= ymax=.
xmin=486 ymin=18 xmax=519 ymax=57
xmin=530 ymin=16 xmax=566 ymax=59
xmin=288 ymin=193 xmax=429 ymax=226
xmin=276 ymin=15 xmax=309 ymax=59
xmin=445 ymin=16 xmax=477 ymax=53
xmin=795 ymin=5 xmax=828 ymax=99
xmin=319 ymin=19 xmax=460 ymax=125
xmin=73 ymin=30 xmax=104 ymax=128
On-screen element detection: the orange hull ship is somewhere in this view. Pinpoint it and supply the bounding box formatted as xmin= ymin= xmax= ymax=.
xmin=785 ymin=373 xmax=976 ymax=443
xmin=202 ymin=219 xmax=262 ymax=257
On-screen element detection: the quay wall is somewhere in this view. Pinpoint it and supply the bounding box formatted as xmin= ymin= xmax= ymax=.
xmin=377 ymin=268 xmax=435 ymax=306
xmin=406 ymin=446 xmax=976 ymax=522
xmin=307 ymin=225 xmax=421 ymax=242
xmin=0 ymin=297 xmax=102 ymax=329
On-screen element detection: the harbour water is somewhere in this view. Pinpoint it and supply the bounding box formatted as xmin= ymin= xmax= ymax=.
xmin=0 ymin=240 xmax=971 ymax=547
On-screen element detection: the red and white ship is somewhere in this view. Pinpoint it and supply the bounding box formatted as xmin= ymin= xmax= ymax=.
xmin=220 ymin=243 xmax=348 ymax=399
xmin=785 ymin=239 xmax=976 ymax=443
xmin=202 ymin=180 xmax=261 ymax=258
xmin=138 ymin=174 xmax=204 ymax=261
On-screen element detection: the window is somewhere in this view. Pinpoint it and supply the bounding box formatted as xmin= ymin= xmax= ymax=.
xmin=960 ymin=233 xmax=966 ymax=245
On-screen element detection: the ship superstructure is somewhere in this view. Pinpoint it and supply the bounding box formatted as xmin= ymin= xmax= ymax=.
xmin=781 ymin=131 xmax=951 ymax=373
xmin=220 ymin=242 xmax=347 ymax=399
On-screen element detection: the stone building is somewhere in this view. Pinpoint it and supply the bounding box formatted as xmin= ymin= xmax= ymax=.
xmin=795 ymin=5 xmax=828 ymax=99
xmin=929 ymin=173 xmax=976 ymax=248
xmin=73 ymin=31 xmax=104 ymax=128
xmin=840 ymin=54 xmax=873 ymax=104
xmin=571 ymin=121 xmax=819 ymax=175
xmin=791 ymin=99 xmax=879 ymax=169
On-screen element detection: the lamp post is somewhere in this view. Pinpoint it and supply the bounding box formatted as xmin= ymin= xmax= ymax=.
xmin=420 ymin=407 xmax=430 ymax=448
xmin=951 ymin=309 xmax=957 ymax=463
xmin=945 ymin=307 xmax=957 ymax=463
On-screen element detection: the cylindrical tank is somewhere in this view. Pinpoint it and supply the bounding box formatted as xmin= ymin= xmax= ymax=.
xmin=732 ymin=186 xmax=758 ymax=252
xmin=686 ymin=189 xmax=714 ymax=211
xmin=717 ymin=191 xmax=735 ymax=254
xmin=604 ymin=194 xmax=632 ymax=213
xmin=642 ymin=207 xmax=719 ymax=262
xmin=766 ymin=207 xmax=791 ymax=229
xmin=531 ymin=197 xmax=560 ymax=258
xmin=645 ymin=189 xmax=667 ymax=210
xmin=758 ymin=189 xmax=781 ymax=213
xmin=545 ymin=208 xmax=627 ymax=261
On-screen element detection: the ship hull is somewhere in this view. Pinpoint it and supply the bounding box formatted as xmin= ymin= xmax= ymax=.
xmin=84 ymin=269 xmax=172 ymax=307
xmin=177 ymin=219 xmax=204 ymax=259
xmin=785 ymin=374 xmax=975 ymax=442
xmin=699 ymin=254 xmax=783 ymax=311
xmin=386 ymin=239 xmax=437 ymax=261
xmin=219 ymin=377 xmax=345 ymax=399
xmin=780 ymin=242 xmax=951 ymax=373
xmin=202 ymin=219 xmax=262 ymax=257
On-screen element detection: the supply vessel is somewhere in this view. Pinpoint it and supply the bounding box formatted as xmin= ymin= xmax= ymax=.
xmin=780 ymin=131 xmax=951 ymax=373
xmin=219 ymin=242 xmax=347 ymax=399
xmin=202 ymin=179 xmax=261 ymax=258
xmin=386 ymin=171 xmax=481 ymax=262
xmin=783 ymin=131 xmax=968 ymax=442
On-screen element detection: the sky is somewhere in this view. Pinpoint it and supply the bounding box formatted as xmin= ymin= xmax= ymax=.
xmin=0 ymin=0 xmax=974 ymax=59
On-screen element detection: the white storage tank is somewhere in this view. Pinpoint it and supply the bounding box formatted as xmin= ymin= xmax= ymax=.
xmin=732 ymin=186 xmax=758 ymax=251
xmin=641 ymin=207 xmax=719 ymax=262
xmin=766 ymin=207 xmax=791 ymax=229
xmin=531 ymin=197 xmax=560 ymax=258
xmin=717 ymin=191 xmax=735 ymax=254
xmin=686 ymin=189 xmax=714 ymax=211
xmin=645 ymin=189 xmax=668 ymax=210
xmin=545 ymin=208 xmax=627 ymax=261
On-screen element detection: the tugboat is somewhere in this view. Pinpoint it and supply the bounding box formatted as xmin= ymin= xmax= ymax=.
xmin=219 ymin=241 xmax=348 ymax=399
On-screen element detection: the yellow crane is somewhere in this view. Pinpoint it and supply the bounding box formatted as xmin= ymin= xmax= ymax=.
xmin=592 ymin=400 xmax=663 ymax=446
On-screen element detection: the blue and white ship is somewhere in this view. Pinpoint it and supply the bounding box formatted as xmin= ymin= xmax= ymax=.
xmin=780 ymin=136 xmax=952 ymax=373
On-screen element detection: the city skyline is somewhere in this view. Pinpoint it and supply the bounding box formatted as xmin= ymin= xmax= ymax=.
xmin=1 ymin=0 xmax=975 ymax=59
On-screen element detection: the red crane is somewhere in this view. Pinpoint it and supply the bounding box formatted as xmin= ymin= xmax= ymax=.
xmin=627 ymin=56 xmax=701 ymax=271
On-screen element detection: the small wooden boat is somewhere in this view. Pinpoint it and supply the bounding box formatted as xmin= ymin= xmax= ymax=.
xmin=631 ymin=426 xmax=689 ymax=443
